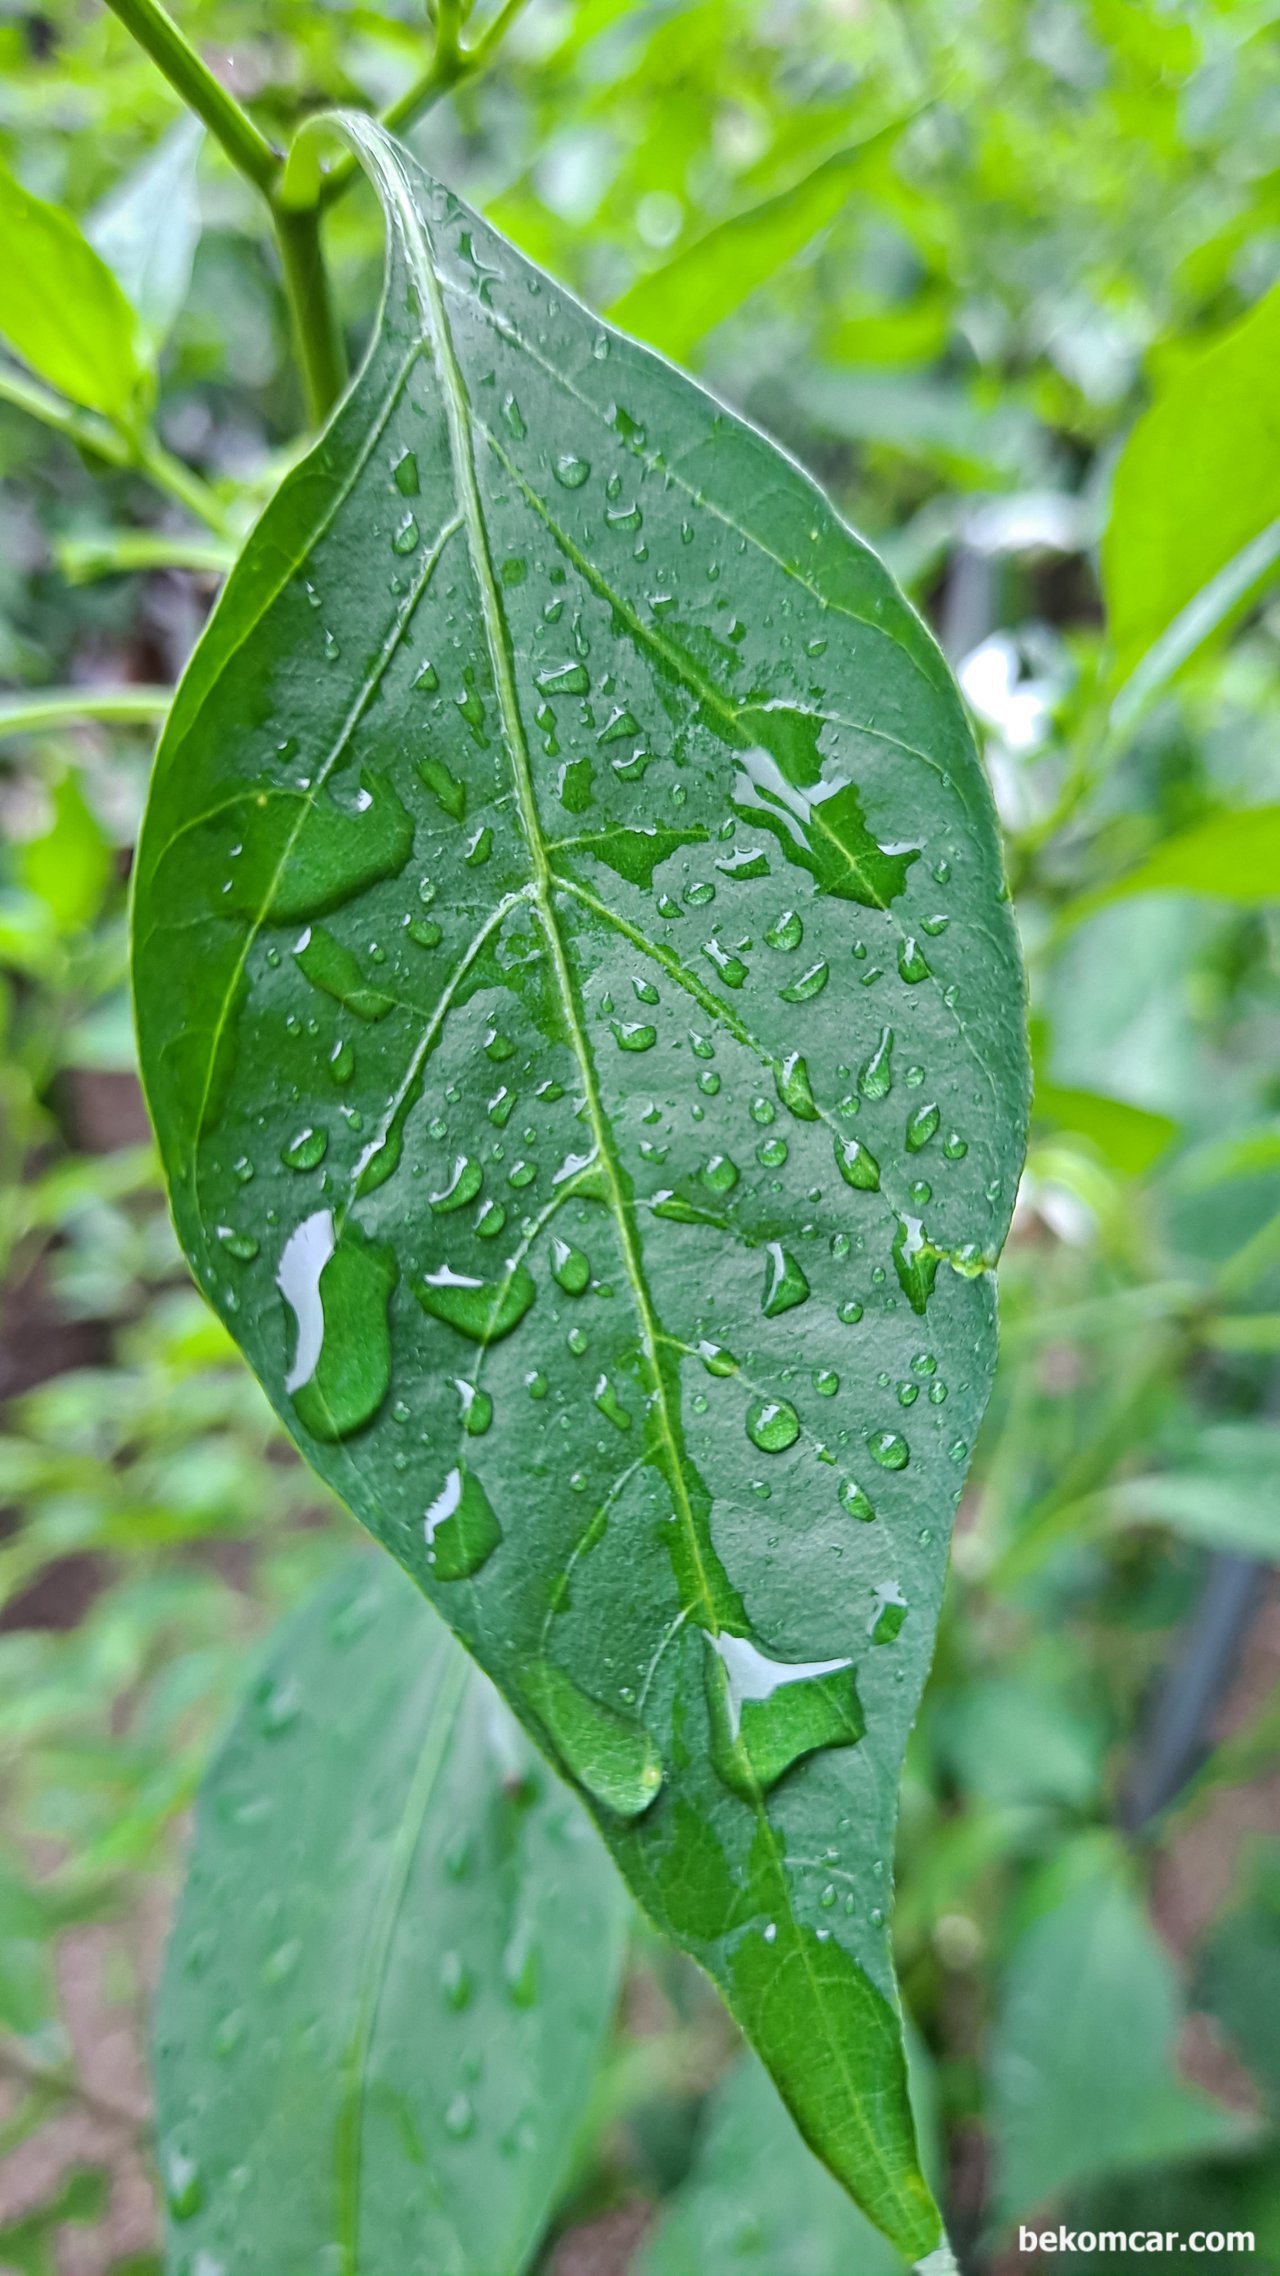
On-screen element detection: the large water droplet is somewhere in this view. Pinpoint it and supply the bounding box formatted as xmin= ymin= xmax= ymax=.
xmin=424 ymin=1465 xmax=502 ymax=1580
xmin=524 ymin=1661 xmax=662 ymax=1816
xmin=612 ymin=1019 xmax=656 ymax=1052
xmin=762 ymin=1242 xmax=810 ymax=1317
xmin=551 ymin=1237 xmax=590 ymax=1294
xmin=834 ymin=1135 xmax=881 ymax=1191
xmin=780 ymin=958 xmax=829 ymax=1003
xmin=593 ymin=1374 xmax=632 ymax=1430
xmin=897 ymin=937 xmax=931 ymax=983
xmin=295 ymin=924 xmax=394 ymax=1021
xmin=870 ymin=1583 xmax=907 ymax=1643
xmin=765 ymin=907 xmax=803 ymax=951
xmin=775 ymin=1052 xmax=818 ymax=1122
xmin=705 ymin=1632 xmax=864 ymax=1797
xmin=429 ymin=1156 xmax=483 ymax=1214
xmin=893 ymin=1215 xmax=940 ymax=1313
xmin=553 ymin=454 xmax=591 ymax=488
xmin=858 ymin=1026 xmax=894 ymax=1099
xmin=416 ymin=1263 xmax=536 ymax=1342
xmin=278 ymin=1213 xmax=395 ymax=1440
xmin=906 ymin=1101 xmax=940 ymax=1153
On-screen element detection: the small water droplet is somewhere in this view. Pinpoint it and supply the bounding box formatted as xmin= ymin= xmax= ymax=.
xmin=746 ymin=1397 xmax=800 ymax=1453
xmin=813 ymin=1368 xmax=839 ymax=1397
xmin=868 ymin=1430 xmax=909 ymax=1471
xmin=701 ymin=1153 xmax=739 ymax=1194
xmin=554 ymin=454 xmax=591 ymax=488
xmin=765 ymin=907 xmax=803 ymax=951
xmin=551 ymin=1238 xmax=590 ymax=1295
xmin=838 ymin=1477 xmax=875 ymax=1521
xmin=897 ymin=936 xmax=931 ymax=983
xmin=611 ymin=1019 xmax=656 ymax=1051
xmin=906 ymin=1101 xmax=940 ymax=1152
xmin=217 ymin=1225 xmax=260 ymax=1261
xmin=392 ymin=511 xmax=420 ymax=555
xmin=283 ymin=1126 xmax=327 ymax=1171
xmin=393 ymin=449 xmax=419 ymax=495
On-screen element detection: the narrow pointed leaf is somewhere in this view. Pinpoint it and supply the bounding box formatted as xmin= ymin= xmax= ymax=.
xmin=0 ymin=161 xmax=142 ymax=419
xmin=133 ymin=117 xmax=1026 ymax=2264
xmin=88 ymin=117 xmax=204 ymax=351
xmin=154 ymin=1555 xmax=627 ymax=2274
xmin=639 ymin=2038 xmax=939 ymax=2276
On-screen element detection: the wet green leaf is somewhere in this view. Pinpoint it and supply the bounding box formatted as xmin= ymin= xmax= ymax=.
xmin=638 ymin=2037 xmax=939 ymax=2276
xmin=0 ymin=160 xmax=142 ymax=419
xmin=133 ymin=118 xmax=1026 ymax=2263
xmin=154 ymin=1555 xmax=627 ymax=2275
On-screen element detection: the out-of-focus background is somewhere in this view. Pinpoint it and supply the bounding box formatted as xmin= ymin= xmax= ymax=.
xmin=2 ymin=0 xmax=1279 ymax=2269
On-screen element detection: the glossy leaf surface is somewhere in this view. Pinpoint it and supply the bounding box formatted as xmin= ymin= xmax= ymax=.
xmin=639 ymin=2038 xmax=938 ymax=2276
xmin=133 ymin=117 xmax=1026 ymax=2263
xmin=0 ymin=161 xmax=142 ymax=419
xmin=154 ymin=1554 xmax=627 ymax=2274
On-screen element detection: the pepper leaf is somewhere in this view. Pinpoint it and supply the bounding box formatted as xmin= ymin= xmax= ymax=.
xmin=154 ymin=1555 xmax=628 ymax=2273
xmin=132 ymin=116 xmax=1026 ymax=2266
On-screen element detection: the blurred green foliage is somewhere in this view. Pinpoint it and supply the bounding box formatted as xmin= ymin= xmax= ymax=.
xmin=0 ymin=0 xmax=1278 ymax=2267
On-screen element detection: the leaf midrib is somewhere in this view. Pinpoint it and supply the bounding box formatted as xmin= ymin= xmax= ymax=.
xmin=334 ymin=1638 xmax=470 ymax=2274
xmin=372 ymin=129 xmax=933 ymax=2246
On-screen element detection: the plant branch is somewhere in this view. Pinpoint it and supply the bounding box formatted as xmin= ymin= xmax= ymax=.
xmin=0 ymin=687 xmax=174 ymax=741
xmin=273 ymin=203 xmax=347 ymax=429
xmin=313 ymin=0 xmax=530 ymax=210
xmin=101 ymin=0 xmax=279 ymax=195
xmin=1 ymin=362 xmax=234 ymax=535
xmin=0 ymin=366 xmax=129 ymax=466
xmin=57 ymin=530 xmax=235 ymax=583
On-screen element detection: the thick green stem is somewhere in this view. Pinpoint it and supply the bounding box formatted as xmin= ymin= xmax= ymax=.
xmin=274 ymin=202 xmax=347 ymax=426
xmin=101 ymin=0 xmax=279 ymax=193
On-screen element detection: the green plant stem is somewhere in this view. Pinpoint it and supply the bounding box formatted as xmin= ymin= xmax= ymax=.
xmin=1 ymin=364 xmax=233 ymax=534
xmin=58 ymin=529 xmax=236 ymax=582
xmin=314 ymin=0 xmax=529 ymax=210
xmin=274 ymin=202 xmax=347 ymax=429
xmin=101 ymin=0 xmax=279 ymax=194
xmin=0 ymin=686 xmax=174 ymax=740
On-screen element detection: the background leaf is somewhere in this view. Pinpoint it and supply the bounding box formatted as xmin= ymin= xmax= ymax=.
xmin=87 ymin=116 xmax=204 ymax=351
xmin=0 ymin=160 xmax=142 ymax=419
xmin=132 ymin=119 xmax=1026 ymax=2260
xmin=1103 ymin=285 xmax=1280 ymax=683
xmin=988 ymin=1841 xmax=1243 ymax=2226
xmin=154 ymin=1552 xmax=628 ymax=2275
xmin=608 ymin=123 xmax=906 ymax=367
